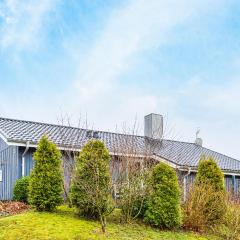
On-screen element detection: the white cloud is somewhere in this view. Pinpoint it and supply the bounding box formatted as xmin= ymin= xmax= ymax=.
xmin=66 ymin=0 xmax=228 ymax=133
xmin=178 ymin=76 xmax=240 ymax=116
xmin=207 ymin=80 xmax=240 ymax=113
xmin=73 ymin=0 xmax=223 ymax=99
xmin=0 ymin=0 xmax=58 ymax=51
xmin=1 ymin=0 xmax=238 ymax=159
xmin=173 ymin=76 xmax=240 ymax=159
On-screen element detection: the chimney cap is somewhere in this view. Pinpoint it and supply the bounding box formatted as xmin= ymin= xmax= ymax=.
xmin=145 ymin=113 xmax=163 ymax=117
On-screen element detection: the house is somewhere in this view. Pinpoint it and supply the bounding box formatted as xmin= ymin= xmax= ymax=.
xmin=0 ymin=113 xmax=239 ymax=200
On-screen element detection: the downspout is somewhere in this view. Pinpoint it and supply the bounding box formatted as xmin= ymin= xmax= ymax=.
xmin=183 ymin=168 xmax=191 ymax=202
xmin=22 ymin=141 xmax=30 ymax=177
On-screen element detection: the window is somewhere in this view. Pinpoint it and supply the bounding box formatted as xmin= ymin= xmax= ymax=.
xmin=0 ymin=169 xmax=2 ymax=182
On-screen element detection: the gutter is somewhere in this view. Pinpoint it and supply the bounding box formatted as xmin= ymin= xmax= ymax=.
xmin=6 ymin=140 xmax=240 ymax=176
xmin=22 ymin=141 xmax=30 ymax=177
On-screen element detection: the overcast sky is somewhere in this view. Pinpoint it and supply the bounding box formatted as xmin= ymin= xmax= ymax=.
xmin=0 ymin=0 xmax=239 ymax=159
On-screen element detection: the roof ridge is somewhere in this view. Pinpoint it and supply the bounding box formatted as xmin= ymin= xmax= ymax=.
xmin=164 ymin=138 xmax=194 ymax=145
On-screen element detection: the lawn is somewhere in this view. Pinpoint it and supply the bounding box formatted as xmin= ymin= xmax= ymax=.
xmin=0 ymin=206 xmax=218 ymax=240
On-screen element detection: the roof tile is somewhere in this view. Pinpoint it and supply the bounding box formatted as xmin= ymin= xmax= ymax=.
xmin=0 ymin=117 xmax=239 ymax=172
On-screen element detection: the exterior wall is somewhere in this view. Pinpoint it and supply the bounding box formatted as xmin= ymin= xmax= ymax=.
xmin=225 ymin=175 xmax=233 ymax=193
xmin=2 ymin=140 xmax=240 ymax=201
xmin=0 ymin=145 xmax=19 ymax=200
xmin=185 ymin=172 xmax=196 ymax=187
xmin=62 ymin=152 xmax=75 ymax=198
xmin=0 ymin=145 xmax=35 ymax=201
xmin=225 ymin=175 xmax=240 ymax=196
xmin=17 ymin=149 xmax=77 ymax=200
xmin=18 ymin=147 xmax=35 ymax=178
xmin=177 ymin=171 xmax=196 ymax=200
xmin=1 ymin=146 xmax=74 ymax=200
xmin=179 ymin=171 xmax=240 ymax=197
xmin=236 ymin=177 xmax=240 ymax=196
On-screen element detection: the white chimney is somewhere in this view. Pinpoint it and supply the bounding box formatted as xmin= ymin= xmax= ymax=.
xmin=144 ymin=113 xmax=163 ymax=139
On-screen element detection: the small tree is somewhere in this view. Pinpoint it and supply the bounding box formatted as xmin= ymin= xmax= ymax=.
xmin=13 ymin=176 xmax=30 ymax=203
xmin=71 ymin=139 xmax=114 ymax=233
xmin=29 ymin=136 xmax=63 ymax=211
xmin=195 ymin=156 xmax=224 ymax=191
xmin=144 ymin=162 xmax=182 ymax=229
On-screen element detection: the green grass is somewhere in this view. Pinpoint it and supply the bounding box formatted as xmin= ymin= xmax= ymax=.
xmin=0 ymin=206 xmax=218 ymax=240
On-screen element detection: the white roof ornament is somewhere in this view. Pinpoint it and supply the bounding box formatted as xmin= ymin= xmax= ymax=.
xmin=196 ymin=128 xmax=200 ymax=138
xmin=195 ymin=128 xmax=203 ymax=146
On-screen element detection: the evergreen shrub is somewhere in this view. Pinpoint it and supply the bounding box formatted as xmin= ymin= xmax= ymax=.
xmin=29 ymin=136 xmax=63 ymax=211
xmin=144 ymin=162 xmax=182 ymax=229
xmin=13 ymin=176 xmax=30 ymax=203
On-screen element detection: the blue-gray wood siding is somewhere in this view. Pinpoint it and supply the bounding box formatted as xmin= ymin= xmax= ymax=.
xmin=179 ymin=171 xmax=240 ymax=197
xmin=0 ymin=139 xmax=36 ymax=200
xmin=224 ymin=175 xmax=240 ymax=195
xmin=0 ymin=146 xmax=36 ymax=200
xmin=16 ymin=149 xmax=75 ymax=199
xmin=18 ymin=147 xmax=35 ymax=177
xmin=0 ymin=144 xmax=19 ymax=200
xmin=1 ymin=138 xmax=240 ymax=200
xmin=225 ymin=175 xmax=233 ymax=193
xmin=236 ymin=178 xmax=240 ymax=196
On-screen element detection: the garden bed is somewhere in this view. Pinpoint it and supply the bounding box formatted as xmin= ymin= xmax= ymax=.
xmin=0 ymin=201 xmax=29 ymax=217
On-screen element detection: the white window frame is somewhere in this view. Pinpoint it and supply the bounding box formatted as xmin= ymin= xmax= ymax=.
xmin=0 ymin=169 xmax=2 ymax=182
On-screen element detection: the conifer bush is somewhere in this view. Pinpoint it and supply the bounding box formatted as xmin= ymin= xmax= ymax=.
xmin=13 ymin=176 xmax=30 ymax=203
xmin=29 ymin=136 xmax=63 ymax=211
xmin=71 ymin=139 xmax=114 ymax=233
xmin=195 ymin=156 xmax=224 ymax=191
xmin=195 ymin=157 xmax=226 ymax=222
xmin=131 ymin=197 xmax=148 ymax=220
xmin=144 ymin=162 xmax=182 ymax=229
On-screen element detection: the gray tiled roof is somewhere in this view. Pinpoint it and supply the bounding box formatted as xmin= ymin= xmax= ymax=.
xmin=0 ymin=117 xmax=239 ymax=172
xmin=155 ymin=140 xmax=240 ymax=172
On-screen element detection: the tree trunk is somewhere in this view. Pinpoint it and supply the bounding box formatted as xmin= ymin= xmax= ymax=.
xmin=100 ymin=215 xmax=106 ymax=233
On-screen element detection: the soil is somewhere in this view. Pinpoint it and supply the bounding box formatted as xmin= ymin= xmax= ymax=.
xmin=0 ymin=201 xmax=29 ymax=216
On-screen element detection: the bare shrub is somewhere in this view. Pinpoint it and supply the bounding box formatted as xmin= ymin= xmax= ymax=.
xmin=114 ymin=156 xmax=151 ymax=223
xmin=183 ymin=183 xmax=226 ymax=232
xmin=57 ymin=115 xmax=87 ymax=204
xmin=213 ymin=197 xmax=240 ymax=240
xmin=111 ymin=124 xmax=157 ymax=223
